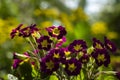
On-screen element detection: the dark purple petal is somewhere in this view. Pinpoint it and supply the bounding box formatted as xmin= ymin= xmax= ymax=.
xmin=37 ymin=36 xmax=52 ymax=51
xmin=40 ymin=55 xmax=59 ymax=74
xmin=104 ymin=37 xmax=117 ymax=52
xmin=48 ymin=48 xmax=65 ymax=62
xmin=19 ymin=24 xmax=39 ymax=37
xmin=116 ymin=72 xmax=120 ymax=80
xmin=93 ymin=38 xmax=104 ymax=50
xmin=64 ymin=58 xmax=82 ymax=76
xmin=68 ymin=40 xmax=87 ymax=53
xmin=10 ymin=24 xmax=23 ymax=39
xmin=13 ymin=59 xmax=22 ymax=69
xmin=46 ymin=26 xmax=67 ymax=39
xmin=13 ymin=52 xmax=17 ymax=59
xmin=79 ymin=54 xmax=89 ymax=64
xmin=91 ymin=49 xmax=110 ymax=67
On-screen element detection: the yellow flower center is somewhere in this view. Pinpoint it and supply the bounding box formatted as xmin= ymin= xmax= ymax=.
xmin=65 ymin=51 xmax=71 ymax=56
xmin=41 ymin=40 xmax=48 ymax=47
xmin=25 ymin=28 xmax=30 ymax=35
xmin=74 ymin=44 xmax=82 ymax=51
xmin=68 ymin=63 xmax=76 ymax=72
xmin=53 ymin=53 xmax=60 ymax=58
xmin=107 ymin=43 xmax=112 ymax=49
xmin=46 ymin=60 xmax=54 ymax=70
xmin=97 ymin=54 xmax=106 ymax=62
xmin=82 ymin=59 xmax=87 ymax=62
xmin=16 ymin=30 xmax=20 ymax=36
xmin=96 ymin=43 xmax=103 ymax=49
xmin=32 ymin=31 xmax=40 ymax=38
xmin=53 ymin=28 xmax=60 ymax=35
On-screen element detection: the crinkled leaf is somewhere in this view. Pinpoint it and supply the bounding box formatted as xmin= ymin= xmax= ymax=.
xmin=18 ymin=62 xmax=33 ymax=80
xmin=49 ymin=75 xmax=58 ymax=80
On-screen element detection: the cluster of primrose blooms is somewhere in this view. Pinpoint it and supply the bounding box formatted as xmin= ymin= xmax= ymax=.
xmin=10 ymin=24 xmax=120 ymax=80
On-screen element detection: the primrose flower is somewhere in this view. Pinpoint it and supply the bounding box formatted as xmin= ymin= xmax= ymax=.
xmin=60 ymin=47 xmax=71 ymax=64
xmin=19 ymin=24 xmax=39 ymax=37
xmin=68 ymin=40 xmax=87 ymax=53
xmin=46 ymin=26 xmax=67 ymax=39
xmin=79 ymin=54 xmax=89 ymax=64
xmin=48 ymin=48 xmax=65 ymax=62
xmin=91 ymin=49 xmax=110 ymax=67
xmin=10 ymin=24 xmax=39 ymax=38
xmin=64 ymin=58 xmax=81 ymax=76
xmin=40 ymin=55 xmax=59 ymax=74
xmin=37 ymin=36 xmax=52 ymax=50
xmin=104 ymin=37 xmax=117 ymax=52
xmin=10 ymin=24 xmax=23 ymax=39
xmin=93 ymin=38 xmax=104 ymax=50
xmin=10 ymin=24 xmax=118 ymax=80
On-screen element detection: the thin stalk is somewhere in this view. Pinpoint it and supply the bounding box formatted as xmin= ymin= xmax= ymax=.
xmin=27 ymin=38 xmax=36 ymax=52
xmin=32 ymin=35 xmax=38 ymax=48
xmin=94 ymin=71 xmax=116 ymax=78
xmin=88 ymin=59 xmax=95 ymax=80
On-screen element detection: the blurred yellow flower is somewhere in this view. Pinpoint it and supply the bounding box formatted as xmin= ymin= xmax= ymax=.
xmin=70 ymin=14 xmax=76 ymax=22
xmin=91 ymin=22 xmax=108 ymax=34
xmin=41 ymin=21 xmax=53 ymax=27
xmin=34 ymin=9 xmax=42 ymax=16
xmin=0 ymin=19 xmax=7 ymax=44
xmin=71 ymin=7 xmax=88 ymax=21
xmin=107 ymin=32 xmax=118 ymax=39
xmin=0 ymin=18 xmax=5 ymax=27
xmin=59 ymin=13 xmax=73 ymax=33
xmin=43 ymin=8 xmax=59 ymax=18
xmin=0 ymin=18 xmax=24 ymax=44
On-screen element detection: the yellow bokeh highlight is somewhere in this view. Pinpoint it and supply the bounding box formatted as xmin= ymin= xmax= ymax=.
xmin=43 ymin=8 xmax=59 ymax=18
xmin=0 ymin=19 xmax=5 ymax=27
xmin=41 ymin=21 xmax=53 ymax=27
xmin=70 ymin=7 xmax=88 ymax=21
xmin=91 ymin=21 xmax=108 ymax=34
xmin=107 ymin=32 xmax=118 ymax=39
xmin=33 ymin=7 xmax=88 ymax=34
xmin=34 ymin=9 xmax=42 ymax=16
xmin=59 ymin=13 xmax=73 ymax=32
xmin=34 ymin=8 xmax=59 ymax=19
xmin=0 ymin=18 xmax=24 ymax=45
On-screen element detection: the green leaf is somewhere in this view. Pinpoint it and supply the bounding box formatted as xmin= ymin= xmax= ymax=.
xmin=96 ymin=75 xmax=118 ymax=80
xmin=104 ymin=76 xmax=118 ymax=80
xmin=78 ymin=69 xmax=85 ymax=80
xmin=49 ymin=75 xmax=58 ymax=80
xmin=98 ymin=65 xmax=113 ymax=71
xmin=18 ymin=62 xmax=33 ymax=80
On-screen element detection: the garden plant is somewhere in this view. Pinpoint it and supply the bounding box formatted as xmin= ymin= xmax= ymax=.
xmin=9 ymin=24 xmax=120 ymax=80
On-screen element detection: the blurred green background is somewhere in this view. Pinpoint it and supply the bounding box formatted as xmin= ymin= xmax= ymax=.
xmin=0 ymin=0 xmax=120 ymax=79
